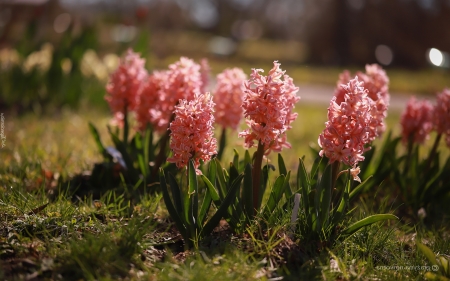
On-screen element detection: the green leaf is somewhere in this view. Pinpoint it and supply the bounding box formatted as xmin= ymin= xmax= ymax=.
xmin=341 ymin=214 xmax=398 ymax=236
xmin=198 ymin=189 xmax=212 ymax=227
xmin=108 ymin=126 xmax=139 ymax=183
xmin=243 ymin=163 xmax=253 ymax=219
xmin=134 ymin=133 xmax=148 ymax=178
xmin=208 ymin=159 xmax=217 ymax=187
xmin=168 ymin=173 xmax=184 ymax=215
xmin=244 ymin=150 xmax=252 ymax=167
xmin=260 ymin=164 xmax=272 ymax=209
xmin=318 ymin=164 xmax=332 ymax=231
xmin=200 ymin=175 xmax=221 ymax=205
xmin=88 ymin=122 xmax=107 ymax=158
xmin=143 ymin=124 xmax=153 ymax=175
xmin=332 ymin=171 xmax=351 ymax=226
xmin=214 ymin=159 xmax=228 ymax=200
xmin=278 ymin=153 xmax=287 ymax=176
xmin=233 ymin=149 xmax=239 ymax=172
xmin=186 ymin=160 xmax=199 ymax=235
xmin=283 ymin=170 xmax=293 ymax=200
xmin=159 ymin=169 xmax=188 ymax=241
xmin=229 ymin=162 xmax=240 ymax=190
xmin=417 ymin=241 xmax=440 ymax=268
xmin=297 ymin=158 xmax=311 ymax=224
xmin=264 ymin=175 xmax=286 ymax=216
xmin=217 ymin=128 xmax=227 ymax=161
xmin=349 ymin=175 xmax=373 ymax=200
xmin=200 ymin=174 xmax=244 ymax=238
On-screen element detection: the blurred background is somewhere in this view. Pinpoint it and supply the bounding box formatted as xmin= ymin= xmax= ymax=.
xmin=1 ymin=0 xmax=450 ymax=114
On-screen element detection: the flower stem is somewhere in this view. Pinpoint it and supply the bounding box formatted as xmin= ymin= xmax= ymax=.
xmin=252 ymin=140 xmax=265 ymax=216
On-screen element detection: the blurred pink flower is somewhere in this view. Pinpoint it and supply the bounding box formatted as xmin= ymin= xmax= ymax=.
xmin=318 ymin=76 xmax=373 ymax=181
xmin=334 ymin=64 xmax=390 ymax=140
xmin=400 ymin=96 xmax=433 ymax=144
xmin=138 ymin=57 xmax=203 ymax=133
xmin=200 ymin=58 xmax=211 ymax=93
xmin=167 ymin=92 xmax=217 ymax=173
xmin=135 ymin=70 xmax=168 ymax=132
xmin=238 ymin=61 xmax=300 ymax=154
xmin=105 ymin=49 xmax=148 ymax=126
xmin=433 ymin=89 xmax=450 ymax=136
xmin=213 ymin=68 xmax=247 ymax=130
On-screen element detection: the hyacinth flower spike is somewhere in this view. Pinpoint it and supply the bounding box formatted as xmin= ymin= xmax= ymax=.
xmin=167 ymin=92 xmax=217 ymax=174
xmin=318 ymin=76 xmax=373 ymax=184
xmin=213 ymin=67 xmax=247 ymax=160
xmin=105 ymin=49 xmax=147 ymax=143
xmin=238 ymin=61 xmax=300 ymax=215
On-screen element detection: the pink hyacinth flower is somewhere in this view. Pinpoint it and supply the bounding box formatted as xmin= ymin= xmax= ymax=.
xmin=139 ymin=57 xmax=203 ymax=133
xmin=213 ymin=68 xmax=247 ymax=130
xmin=135 ymin=70 xmax=168 ymax=132
xmin=318 ymin=76 xmax=373 ymax=181
xmin=433 ymin=89 xmax=450 ymax=142
xmin=167 ymin=92 xmax=217 ymax=174
xmin=238 ymin=61 xmax=300 ymax=154
xmin=400 ymin=96 xmax=433 ymax=144
xmin=334 ymin=64 xmax=390 ymax=141
xmin=105 ymin=49 xmax=147 ymax=127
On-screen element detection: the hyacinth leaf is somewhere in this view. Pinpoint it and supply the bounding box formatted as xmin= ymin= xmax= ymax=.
xmin=283 ymin=170 xmax=293 ymax=200
xmin=198 ymin=187 xmax=212 ymax=227
xmin=424 ymin=273 xmax=450 ymax=281
xmin=159 ymin=169 xmax=188 ymax=242
xmin=243 ymin=163 xmax=253 ymax=219
xmin=168 ymin=172 xmax=183 ymax=215
xmin=349 ymin=175 xmax=373 ymax=200
xmin=143 ymin=124 xmax=154 ymax=174
xmin=244 ymin=150 xmax=252 ymax=168
xmin=233 ymin=149 xmax=240 ymax=172
xmin=311 ymin=156 xmax=325 ymax=186
xmin=200 ymin=174 xmax=244 ymax=238
xmin=134 ymin=133 xmax=147 ymax=178
xmin=107 ymin=126 xmax=139 ymax=182
xmin=264 ymin=174 xmax=286 ymax=216
xmin=318 ymin=164 xmax=332 ymax=231
xmin=88 ymin=122 xmax=107 ymax=158
xmin=297 ymin=158 xmax=311 ymax=223
xmin=278 ymin=153 xmax=288 ymax=176
xmin=341 ymin=214 xmax=398 ymax=236
xmin=208 ymin=159 xmax=217 ymax=188
xmin=260 ymin=164 xmax=273 ymax=209
xmin=439 ymin=256 xmax=449 ymax=276
xmin=417 ymin=241 xmax=440 ymax=268
xmin=200 ymin=175 xmax=221 ymax=203
xmin=217 ymin=128 xmax=227 ymax=161
xmin=186 ymin=160 xmax=199 ymax=234
xmin=229 ymin=162 xmax=240 ymax=190
xmin=214 ymin=159 xmax=228 ymax=200
xmin=332 ymin=172 xmax=351 ymax=226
